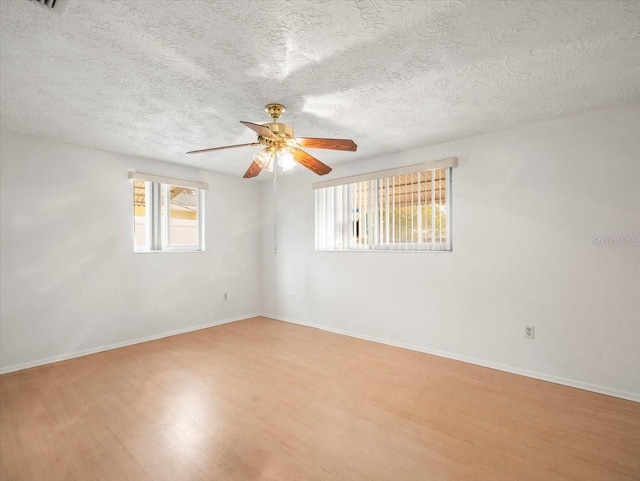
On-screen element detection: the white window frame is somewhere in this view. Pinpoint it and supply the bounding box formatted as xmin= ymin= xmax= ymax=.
xmin=130 ymin=172 xmax=206 ymax=253
xmin=313 ymin=158 xmax=457 ymax=252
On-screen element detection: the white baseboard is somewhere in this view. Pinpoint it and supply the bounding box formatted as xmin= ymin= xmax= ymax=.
xmin=4 ymin=312 xmax=638 ymax=403
xmin=262 ymin=313 xmax=640 ymax=404
xmin=0 ymin=313 xmax=260 ymax=375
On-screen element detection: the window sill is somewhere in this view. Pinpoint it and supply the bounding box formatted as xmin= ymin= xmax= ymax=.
xmin=133 ymin=249 xmax=205 ymax=254
xmin=316 ymin=245 xmax=452 ymax=253
xmin=315 ymin=250 xmax=452 ymax=253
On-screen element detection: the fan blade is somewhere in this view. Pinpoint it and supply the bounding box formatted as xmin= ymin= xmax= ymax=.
xmin=186 ymin=142 xmax=260 ymax=154
xmin=290 ymin=148 xmax=332 ymax=176
xmin=296 ymin=138 xmax=357 ymax=151
xmin=243 ymin=161 xmax=263 ymax=178
xmin=240 ymin=121 xmax=276 ymax=139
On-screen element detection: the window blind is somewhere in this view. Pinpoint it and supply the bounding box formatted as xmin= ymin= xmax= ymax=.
xmin=314 ymin=158 xmax=456 ymax=252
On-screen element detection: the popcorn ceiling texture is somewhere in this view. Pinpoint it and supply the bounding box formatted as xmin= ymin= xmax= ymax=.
xmin=1 ymin=0 xmax=639 ymax=177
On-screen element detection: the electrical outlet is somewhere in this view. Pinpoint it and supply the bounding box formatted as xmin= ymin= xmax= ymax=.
xmin=524 ymin=325 xmax=535 ymax=339
xmin=223 ymin=293 xmax=228 ymax=301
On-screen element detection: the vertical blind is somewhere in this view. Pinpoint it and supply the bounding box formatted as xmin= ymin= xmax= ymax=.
xmin=313 ymin=158 xmax=456 ymax=251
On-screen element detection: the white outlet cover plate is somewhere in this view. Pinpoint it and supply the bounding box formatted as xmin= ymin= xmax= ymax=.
xmin=525 ymin=325 xmax=535 ymax=339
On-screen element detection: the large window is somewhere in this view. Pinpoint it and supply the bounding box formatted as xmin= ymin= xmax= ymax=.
xmin=130 ymin=172 xmax=206 ymax=252
xmin=314 ymin=158 xmax=456 ymax=251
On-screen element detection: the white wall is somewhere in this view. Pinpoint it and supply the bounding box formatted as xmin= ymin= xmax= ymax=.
xmin=2 ymin=105 xmax=638 ymax=400
xmin=0 ymin=131 xmax=263 ymax=371
xmin=261 ymin=103 xmax=640 ymax=401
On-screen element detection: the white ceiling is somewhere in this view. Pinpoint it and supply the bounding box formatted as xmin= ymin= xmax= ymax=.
xmin=1 ymin=0 xmax=639 ymax=178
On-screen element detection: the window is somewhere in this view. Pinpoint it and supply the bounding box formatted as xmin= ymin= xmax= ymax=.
xmin=314 ymin=158 xmax=457 ymax=251
xmin=129 ymin=172 xmax=206 ymax=252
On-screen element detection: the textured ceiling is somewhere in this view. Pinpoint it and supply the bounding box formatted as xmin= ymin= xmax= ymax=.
xmin=1 ymin=0 xmax=639 ymax=178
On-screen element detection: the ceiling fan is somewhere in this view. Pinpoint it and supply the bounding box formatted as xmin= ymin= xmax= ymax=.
xmin=186 ymin=103 xmax=357 ymax=178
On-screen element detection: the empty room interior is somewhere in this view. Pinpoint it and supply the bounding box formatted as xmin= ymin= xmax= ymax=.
xmin=1 ymin=1 xmax=639 ymax=480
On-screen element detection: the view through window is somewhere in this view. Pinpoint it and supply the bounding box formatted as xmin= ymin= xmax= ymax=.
xmin=166 ymin=185 xmax=200 ymax=246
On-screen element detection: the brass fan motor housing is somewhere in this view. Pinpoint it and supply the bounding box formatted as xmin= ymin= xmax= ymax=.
xmin=263 ymin=122 xmax=294 ymax=139
xmin=260 ymin=104 xmax=295 ymax=148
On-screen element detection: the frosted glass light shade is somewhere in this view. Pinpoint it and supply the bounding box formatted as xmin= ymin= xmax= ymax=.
xmin=253 ymin=149 xmax=274 ymax=171
xmin=277 ymin=149 xmax=296 ymax=171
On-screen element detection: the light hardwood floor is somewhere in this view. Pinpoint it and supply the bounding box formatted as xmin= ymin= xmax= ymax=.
xmin=1 ymin=317 xmax=638 ymax=481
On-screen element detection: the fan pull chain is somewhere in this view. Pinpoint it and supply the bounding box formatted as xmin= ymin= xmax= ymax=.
xmin=273 ymin=159 xmax=278 ymax=254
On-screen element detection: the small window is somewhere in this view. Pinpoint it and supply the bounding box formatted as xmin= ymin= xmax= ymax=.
xmin=314 ymin=159 xmax=456 ymax=252
xmin=131 ymin=173 xmax=206 ymax=252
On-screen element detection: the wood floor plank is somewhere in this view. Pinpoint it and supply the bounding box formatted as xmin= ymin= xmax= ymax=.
xmin=1 ymin=317 xmax=638 ymax=481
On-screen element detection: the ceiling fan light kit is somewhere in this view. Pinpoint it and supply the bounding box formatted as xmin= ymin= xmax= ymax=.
xmin=187 ymin=103 xmax=357 ymax=178
xmin=252 ymin=146 xmax=296 ymax=173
